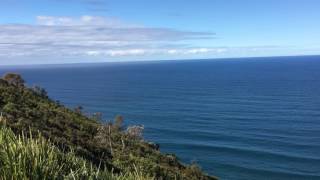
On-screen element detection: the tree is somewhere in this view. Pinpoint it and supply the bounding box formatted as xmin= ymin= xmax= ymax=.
xmin=92 ymin=112 xmax=103 ymax=122
xmin=0 ymin=79 xmax=8 ymax=86
xmin=74 ymin=105 xmax=83 ymax=114
xmin=114 ymin=115 xmax=124 ymax=130
xmin=126 ymin=125 xmax=144 ymax=139
xmin=3 ymin=73 xmax=25 ymax=87
xmin=32 ymin=85 xmax=48 ymax=98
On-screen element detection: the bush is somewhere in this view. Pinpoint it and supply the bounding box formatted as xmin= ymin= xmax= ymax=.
xmin=2 ymin=73 xmax=25 ymax=87
xmin=0 ymin=126 xmax=153 ymax=180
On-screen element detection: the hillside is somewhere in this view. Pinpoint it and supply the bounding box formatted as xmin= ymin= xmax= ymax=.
xmin=0 ymin=73 xmax=217 ymax=180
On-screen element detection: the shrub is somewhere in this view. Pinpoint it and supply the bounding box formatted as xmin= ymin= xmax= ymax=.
xmin=31 ymin=85 xmax=48 ymax=98
xmin=2 ymin=73 xmax=25 ymax=87
xmin=0 ymin=126 xmax=153 ymax=180
xmin=126 ymin=125 xmax=144 ymax=139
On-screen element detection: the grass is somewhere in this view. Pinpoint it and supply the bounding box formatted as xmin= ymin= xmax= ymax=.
xmin=0 ymin=125 xmax=153 ymax=180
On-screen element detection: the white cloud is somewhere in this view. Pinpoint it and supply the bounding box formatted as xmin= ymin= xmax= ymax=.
xmin=107 ymin=49 xmax=146 ymax=56
xmin=167 ymin=49 xmax=178 ymax=54
xmin=164 ymin=48 xmax=228 ymax=55
xmin=0 ymin=15 xmax=293 ymax=62
xmin=36 ymin=15 xmax=139 ymax=28
xmin=84 ymin=48 xmax=229 ymax=57
xmin=86 ymin=50 xmax=100 ymax=56
xmin=86 ymin=49 xmax=146 ymax=56
xmin=0 ymin=15 xmax=217 ymax=60
xmin=187 ymin=48 xmax=211 ymax=54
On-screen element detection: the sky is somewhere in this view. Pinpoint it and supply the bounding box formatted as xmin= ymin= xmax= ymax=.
xmin=0 ymin=0 xmax=320 ymax=65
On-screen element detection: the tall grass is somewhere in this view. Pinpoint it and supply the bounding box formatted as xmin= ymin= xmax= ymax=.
xmin=0 ymin=126 xmax=153 ymax=180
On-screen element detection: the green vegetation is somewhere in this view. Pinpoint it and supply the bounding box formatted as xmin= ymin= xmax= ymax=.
xmin=0 ymin=125 xmax=152 ymax=180
xmin=0 ymin=73 xmax=217 ymax=180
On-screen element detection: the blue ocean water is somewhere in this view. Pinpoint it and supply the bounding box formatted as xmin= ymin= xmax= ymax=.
xmin=1 ymin=56 xmax=320 ymax=180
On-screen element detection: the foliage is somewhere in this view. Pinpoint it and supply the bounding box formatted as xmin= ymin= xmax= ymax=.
xmin=126 ymin=125 xmax=144 ymax=139
xmin=31 ymin=85 xmax=48 ymax=98
xmin=3 ymin=73 xmax=25 ymax=87
xmin=0 ymin=125 xmax=153 ymax=180
xmin=0 ymin=73 xmax=217 ymax=180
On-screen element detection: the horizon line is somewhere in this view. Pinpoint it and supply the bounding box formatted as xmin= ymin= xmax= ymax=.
xmin=0 ymin=54 xmax=319 ymax=68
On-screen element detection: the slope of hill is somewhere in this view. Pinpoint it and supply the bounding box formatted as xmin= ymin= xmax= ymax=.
xmin=0 ymin=73 xmax=217 ymax=180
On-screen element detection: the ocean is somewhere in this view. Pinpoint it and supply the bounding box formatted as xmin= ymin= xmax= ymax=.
xmin=1 ymin=56 xmax=320 ymax=180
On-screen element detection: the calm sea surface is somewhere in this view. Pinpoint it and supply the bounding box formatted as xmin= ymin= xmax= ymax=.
xmin=1 ymin=56 xmax=320 ymax=180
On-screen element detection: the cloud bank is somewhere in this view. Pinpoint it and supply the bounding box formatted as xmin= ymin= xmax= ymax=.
xmin=0 ymin=15 xmax=297 ymax=64
xmin=0 ymin=15 xmax=220 ymax=60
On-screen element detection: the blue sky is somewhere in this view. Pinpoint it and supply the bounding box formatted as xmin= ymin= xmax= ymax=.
xmin=0 ymin=0 xmax=319 ymax=65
